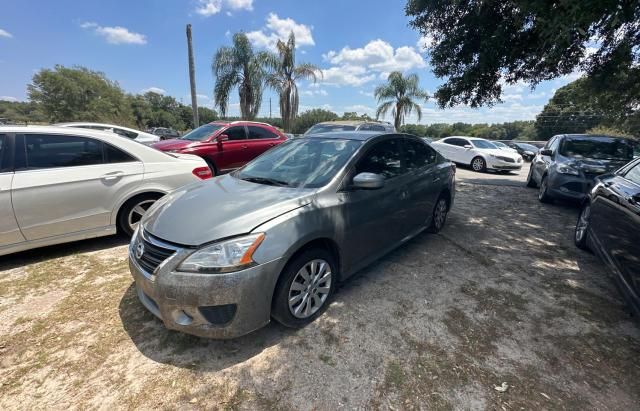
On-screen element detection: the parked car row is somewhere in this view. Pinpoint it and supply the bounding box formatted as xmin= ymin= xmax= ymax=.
xmin=523 ymin=133 xmax=640 ymax=321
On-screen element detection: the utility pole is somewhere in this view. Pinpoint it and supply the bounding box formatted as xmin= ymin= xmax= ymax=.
xmin=186 ymin=24 xmax=199 ymax=128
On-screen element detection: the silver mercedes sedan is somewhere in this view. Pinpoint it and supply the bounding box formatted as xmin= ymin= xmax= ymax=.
xmin=128 ymin=131 xmax=456 ymax=338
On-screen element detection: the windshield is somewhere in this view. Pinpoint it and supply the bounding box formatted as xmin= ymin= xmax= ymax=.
xmin=559 ymin=137 xmax=636 ymax=161
xmin=235 ymin=138 xmax=362 ymax=188
xmin=305 ymin=124 xmax=357 ymax=135
xmin=471 ymin=140 xmax=498 ymax=149
xmin=180 ymin=124 xmax=223 ymax=141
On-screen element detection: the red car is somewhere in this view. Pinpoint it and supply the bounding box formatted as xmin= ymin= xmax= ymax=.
xmin=152 ymin=121 xmax=287 ymax=175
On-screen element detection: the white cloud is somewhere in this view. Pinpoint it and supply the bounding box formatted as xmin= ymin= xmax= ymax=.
xmin=320 ymin=40 xmax=426 ymax=87
xmin=0 ymin=96 xmax=18 ymax=102
xmin=0 ymin=29 xmax=13 ymax=38
xmin=416 ymin=34 xmax=435 ymax=50
xmin=81 ymin=22 xmax=146 ymax=45
xmin=196 ymin=94 xmax=209 ymax=99
xmin=321 ymin=65 xmax=376 ymax=87
xmin=301 ymin=88 xmax=328 ymax=97
xmin=324 ymin=40 xmax=426 ymax=73
xmin=141 ymin=87 xmax=166 ymax=94
xmin=195 ymin=0 xmax=254 ymax=16
xmin=246 ymin=13 xmax=314 ymax=51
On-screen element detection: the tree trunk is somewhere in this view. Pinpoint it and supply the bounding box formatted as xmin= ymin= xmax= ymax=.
xmin=394 ymin=102 xmax=402 ymax=130
xmin=186 ymin=24 xmax=199 ymax=128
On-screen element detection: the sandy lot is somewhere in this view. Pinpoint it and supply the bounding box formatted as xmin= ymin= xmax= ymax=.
xmin=1 ymin=164 xmax=639 ymax=410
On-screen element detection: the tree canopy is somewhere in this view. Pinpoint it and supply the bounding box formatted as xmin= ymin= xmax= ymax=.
xmin=406 ymin=0 xmax=640 ymax=108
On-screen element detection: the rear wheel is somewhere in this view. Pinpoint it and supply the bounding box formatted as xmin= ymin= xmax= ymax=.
xmin=428 ymin=195 xmax=449 ymax=233
xmin=538 ymin=175 xmax=553 ymax=203
xmin=575 ymin=203 xmax=591 ymax=250
xmin=271 ymin=248 xmax=336 ymax=329
xmin=526 ymin=165 xmax=537 ymax=188
xmin=471 ymin=156 xmax=486 ymax=172
xmin=117 ymin=194 xmax=162 ymax=237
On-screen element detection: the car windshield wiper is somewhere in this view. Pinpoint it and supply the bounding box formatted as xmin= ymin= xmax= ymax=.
xmin=240 ymin=176 xmax=291 ymax=187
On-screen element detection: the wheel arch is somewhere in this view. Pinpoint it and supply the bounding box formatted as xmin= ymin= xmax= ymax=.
xmin=111 ymin=189 xmax=167 ymax=226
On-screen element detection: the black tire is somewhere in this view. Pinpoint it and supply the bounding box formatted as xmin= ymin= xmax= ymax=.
xmin=428 ymin=194 xmax=449 ymax=233
xmin=271 ymin=248 xmax=337 ymax=329
xmin=117 ymin=193 xmax=162 ymax=237
xmin=574 ymin=203 xmax=591 ymax=251
xmin=204 ymin=158 xmax=218 ymax=176
xmin=538 ymin=175 xmax=553 ymax=203
xmin=471 ymin=156 xmax=487 ymax=173
xmin=526 ymin=165 xmax=537 ymax=188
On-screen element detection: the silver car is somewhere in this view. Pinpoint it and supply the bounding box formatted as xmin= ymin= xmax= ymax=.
xmin=129 ymin=132 xmax=456 ymax=338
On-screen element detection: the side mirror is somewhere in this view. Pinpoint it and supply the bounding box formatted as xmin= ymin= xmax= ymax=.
xmin=217 ymin=134 xmax=229 ymax=143
xmin=352 ymin=172 xmax=385 ymax=190
xmin=540 ymin=149 xmax=553 ymax=156
xmin=463 ymin=144 xmax=473 ymax=149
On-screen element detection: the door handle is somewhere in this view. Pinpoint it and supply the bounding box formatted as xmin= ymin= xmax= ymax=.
xmin=241 ymin=145 xmax=248 ymax=149
xmin=102 ymin=172 xmax=124 ymax=181
xmin=268 ymin=143 xmax=275 ymax=147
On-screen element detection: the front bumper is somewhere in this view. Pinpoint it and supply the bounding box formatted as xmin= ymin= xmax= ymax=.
xmin=487 ymin=157 xmax=523 ymax=170
xmin=128 ymin=233 xmax=282 ymax=339
xmin=546 ymin=172 xmax=593 ymax=201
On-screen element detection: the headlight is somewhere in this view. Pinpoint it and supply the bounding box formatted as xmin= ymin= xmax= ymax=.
xmin=178 ymin=233 xmax=265 ymax=273
xmin=557 ymin=165 xmax=580 ymax=176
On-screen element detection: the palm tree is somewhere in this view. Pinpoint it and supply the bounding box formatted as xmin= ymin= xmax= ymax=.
xmin=264 ymin=32 xmax=322 ymax=132
xmin=212 ymin=33 xmax=271 ymax=120
xmin=375 ymin=72 xmax=429 ymax=130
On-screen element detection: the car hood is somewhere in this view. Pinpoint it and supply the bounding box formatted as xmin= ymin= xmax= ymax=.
xmin=142 ymin=174 xmax=314 ymax=246
xmin=152 ymin=139 xmax=197 ymax=151
xmin=565 ymin=157 xmax=630 ymax=174
xmin=486 ymin=149 xmax=520 ymax=159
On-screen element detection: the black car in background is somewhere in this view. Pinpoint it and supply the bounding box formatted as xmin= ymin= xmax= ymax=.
xmin=150 ymin=127 xmax=180 ymax=140
xmin=527 ymin=134 xmax=638 ymax=203
xmin=575 ymin=158 xmax=640 ymax=317
xmin=506 ymin=142 xmax=539 ymax=161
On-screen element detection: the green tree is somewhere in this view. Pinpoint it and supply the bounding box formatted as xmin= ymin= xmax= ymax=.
xmin=0 ymin=100 xmax=47 ymax=124
xmin=292 ymin=108 xmax=339 ymax=134
xmin=341 ymin=112 xmax=374 ymax=121
xmin=213 ymin=33 xmax=271 ymax=120
xmin=375 ymin=72 xmax=429 ymax=130
xmin=406 ymin=0 xmax=640 ymax=108
xmin=27 ymin=65 xmax=133 ymax=124
xmin=264 ymin=33 xmax=322 ymax=132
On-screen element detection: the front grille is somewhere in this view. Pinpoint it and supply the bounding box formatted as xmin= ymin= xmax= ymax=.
xmin=137 ymin=232 xmax=177 ymax=274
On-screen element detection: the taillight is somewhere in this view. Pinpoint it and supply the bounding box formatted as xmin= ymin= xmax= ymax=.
xmin=192 ymin=166 xmax=213 ymax=180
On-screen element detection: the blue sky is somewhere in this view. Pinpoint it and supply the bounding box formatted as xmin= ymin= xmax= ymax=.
xmin=0 ymin=0 xmax=580 ymax=124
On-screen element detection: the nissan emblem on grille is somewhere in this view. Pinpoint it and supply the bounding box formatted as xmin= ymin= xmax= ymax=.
xmin=135 ymin=242 xmax=145 ymax=259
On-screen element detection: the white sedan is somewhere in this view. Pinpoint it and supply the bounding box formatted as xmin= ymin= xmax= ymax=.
xmin=56 ymin=122 xmax=160 ymax=145
xmin=0 ymin=126 xmax=211 ymax=256
xmin=431 ymin=136 xmax=523 ymax=172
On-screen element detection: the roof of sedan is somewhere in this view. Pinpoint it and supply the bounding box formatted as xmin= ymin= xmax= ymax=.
xmin=305 ymin=131 xmax=388 ymax=140
xmin=0 ymin=124 xmax=125 ymax=137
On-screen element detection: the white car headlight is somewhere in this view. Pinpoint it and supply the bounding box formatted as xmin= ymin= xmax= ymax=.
xmin=557 ymin=165 xmax=580 ymax=176
xmin=178 ymin=233 xmax=265 ymax=273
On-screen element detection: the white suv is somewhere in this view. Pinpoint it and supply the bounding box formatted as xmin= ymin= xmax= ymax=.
xmin=431 ymin=136 xmax=523 ymax=172
xmin=0 ymin=126 xmax=211 ymax=256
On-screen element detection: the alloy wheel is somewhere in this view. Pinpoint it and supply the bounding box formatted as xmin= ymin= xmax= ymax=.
xmin=575 ymin=205 xmax=590 ymax=242
xmin=472 ymin=158 xmax=484 ymax=172
xmin=127 ymin=199 xmax=156 ymax=233
xmin=288 ymin=259 xmax=332 ymax=319
xmin=434 ymin=198 xmax=448 ymax=230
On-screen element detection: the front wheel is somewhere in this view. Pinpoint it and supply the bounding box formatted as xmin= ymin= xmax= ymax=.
xmin=471 ymin=156 xmax=487 ymax=172
xmin=575 ymin=203 xmax=591 ymax=250
xmin=538 ymin=175 xmax=553 ymax=203
xmin=271 ymin=249 xmax=336 ymax=328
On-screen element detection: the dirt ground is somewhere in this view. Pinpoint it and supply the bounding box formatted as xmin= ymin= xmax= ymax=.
xmin=1 ymin=164 xmax=639 ymax=410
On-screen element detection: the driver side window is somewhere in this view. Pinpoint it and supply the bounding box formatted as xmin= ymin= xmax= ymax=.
xmin=355 ymin=139 xmax=403 ymax=179
xmin=224 ymin=126 xmax=247 ymax=140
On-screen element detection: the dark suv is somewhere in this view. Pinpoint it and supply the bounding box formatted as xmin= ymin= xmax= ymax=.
xmin=527 ymin=134 xmax=638 ymax=203
xmin=151 ymin=127 xmax=180 ymax=140
xmin=152 ymin=121 xmax=287 ymax=175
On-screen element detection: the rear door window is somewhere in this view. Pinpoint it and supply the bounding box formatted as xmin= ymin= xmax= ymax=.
xmin=23 ymin=134 xmax=103 ymax=169
xmin=224 ymin=126 xmax=247 ymax=141
xmin=403 ymin=138 xmax=437 ymax=171
xmin=247 ymin=126 xmax=278 ymax=140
